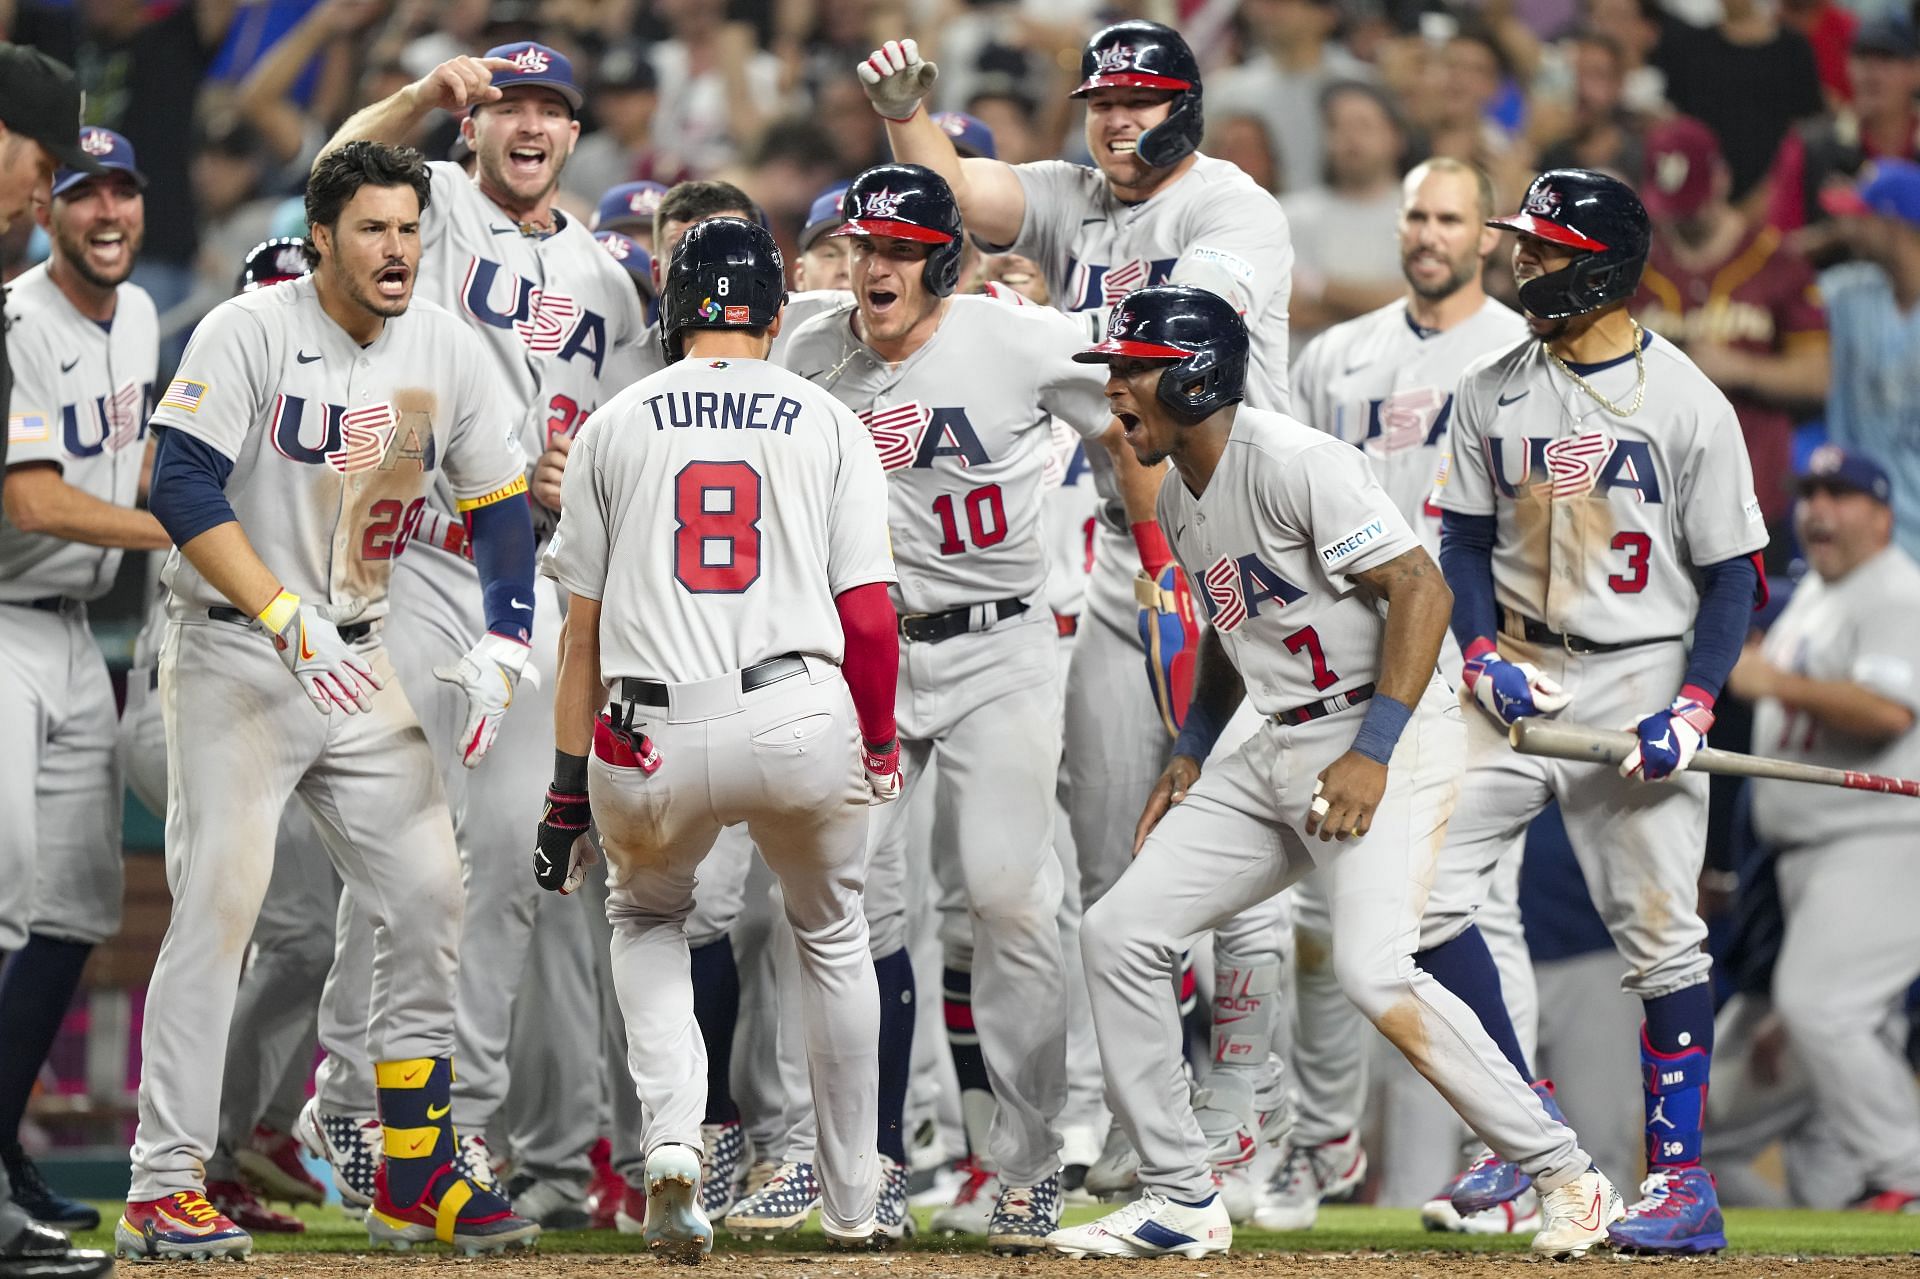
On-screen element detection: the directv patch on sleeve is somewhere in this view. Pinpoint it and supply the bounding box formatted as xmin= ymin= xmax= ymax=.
xmin=1185 ymin=245 xmax=1256 ymax=283
xmin=1319 ymin=518 xmax=1388 ymax=567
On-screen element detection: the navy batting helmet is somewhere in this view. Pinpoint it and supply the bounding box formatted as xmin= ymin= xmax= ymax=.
xmin=1488 ymin=169 xmax=1650 ymax=321
xmin=1071 ymin=20 xmax=1204 ymax=170
xmin=660 ymin=217 xmax=786 ymax=364
xmin=1073 ymin=285 xmax=1247 ymax=423
xmin=236 ymin=236 xmax=311 ymax=294
xmin=832 ymin=163 xmax=963 ymax=297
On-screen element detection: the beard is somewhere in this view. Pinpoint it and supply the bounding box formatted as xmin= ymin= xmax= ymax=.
xmin=1405 ymin=250 xmax=1478 ymax=301
xmin=55 ymin=222 xmax=142 ymax=289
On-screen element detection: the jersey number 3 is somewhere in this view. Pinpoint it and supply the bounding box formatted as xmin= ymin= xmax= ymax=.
xmin=674 ymin=460 xmax=762 ymax=593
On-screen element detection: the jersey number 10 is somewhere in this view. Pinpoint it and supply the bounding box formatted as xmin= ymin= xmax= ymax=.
xmin=933 ymin=484 xmax=1008 ymax=556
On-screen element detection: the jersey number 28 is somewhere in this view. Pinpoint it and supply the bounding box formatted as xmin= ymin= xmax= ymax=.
xmin=674 ymin=460 xmax=762 ymax=593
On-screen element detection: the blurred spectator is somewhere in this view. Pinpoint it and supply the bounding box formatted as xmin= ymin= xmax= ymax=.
xmin=1288 ymin=81 xmax=1410 ymax=344
xmin=11 ymin=0 xmax=242 ymax=324
xmin=792 ymin=182 xmax=851 ymax=293
xmin=1212 ymin=0 xmax=1372 ymax=193
xmin=733 ymin=116 xmax=842 ymax=244
xmin=978 ymin=252 xmax=1049 ymax=305
xmin=561 ymin=42 xmax=658 ymax=205
xmin=231 ymin=0 xmax=391 ymax=184
xmin=1819 ymin=160 xmax=1920 ymax=560
xmin=1635 ymin=116 xmax=1830 ymax=552
xmin=174 ymin=112 xmax=286 ymax=338
xmin=648 ymin=7 xmax=782 ymax=179
xmin=1205 ymin=112 xmax=1282 ymax=193
xmin=1767 ymin=23 xmax=1920 ymax=236
xmin=964 ymin=83 xmax=1046 ymax=165
xmin=1723 ymin=445 xmax=1920 ymax=1211
xmin=1538 ymin=29 xmax=1648 ymax=181
xmin=812 ymin=75 xmax=888 ymax=175
xmin=1423 ymin=20 xmax=1521 ymax=167
xmin=1654 ymin=0 xmax=1825 ymax=212
xmin=1583 ymin=0 xmax=1670 ymax=114
xmin=1781 ymin=0 xmax=1861 ymax=103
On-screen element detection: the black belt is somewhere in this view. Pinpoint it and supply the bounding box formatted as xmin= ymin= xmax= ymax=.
xmin=1505 ymin=613 xmax=1683 ymax=656
xmin=1274 ymin=683 xmax=1375 ymax=727
xmin=620 ymin=652 xmax=807 ymax=708
xmin=209 ymin=606 xmax=375 ymax=644
xmin=15 ymin=596 xmax=75 ymax=613
xmin=899 ymin=598 xmax=1027 ymax=644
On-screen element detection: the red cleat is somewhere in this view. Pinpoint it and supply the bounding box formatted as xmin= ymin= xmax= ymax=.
xmin=585 ymin=1138 xmax=623 ymax=1231
xmin=208 ymin=1179 xmax=306 ymax=1233
xmin=235 ymin=1124 xmax=327 ymax=1206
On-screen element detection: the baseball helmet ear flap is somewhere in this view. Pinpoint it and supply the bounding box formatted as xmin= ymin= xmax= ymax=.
xmin=1155 ymin=337 xmax=1244 ymax=423
xmin=1488 ymin=168 xmax=1650 ymax=321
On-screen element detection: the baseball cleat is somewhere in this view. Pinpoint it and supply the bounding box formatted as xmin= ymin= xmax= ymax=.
xmin=722 ymin=1160 xmax=819 ymax=1238
xmin=741 ymin=1158 xmax=781 ymax=1199
xmin=820 ymin=1216 xmax=881 ymax=1251
xmin=367 ymin=1162 xmax=541 ymax=1254
xmin=584 ymin=1138 xmax=623 ymax=1230
xmin=1854 ymin=1188 xmax=1920 ymax=1213
xmin=294 ymin=1096 xmax=381 ymax=1210
xmin=1194 ymin=1084 xmax=1260 ymax=1224
xmin=615 ymin=1182 xmax=646 ymax=1235
xmin=1605 ymin=1167 xmax=1727 ymax=1253
xmin=1425 ymin=1180 xmax=1541 ymax=1234
xmin=930 ymin=1157 xmax=999 ymax=1234
xmin=1253 ymin=1131 xmax=1367 ymax=1231
xmin=207 ymin=1179 xmax=305 ymax=1233
xmin=503 ymin=1174 xmax=591 ymax=1230
xmin=234 ymin=1124 xmax=326 ymax=1206
xmin=1450 ymin=1080 xmax=1564 ymax=1215
xmin=1083 ymin=1120 xmax=1140 ymax=1202
xmin=3 ymin=1144 xmax=102 ymax=1232
xmin=1047 ymin=1188 xmax=1231 ymax=1259
xmin=116 ymin=1192 xmax=254 ymax=1261
xmin=458 ymin=1132 xmax=504 ymax=1192
xmin=987 ymin=1172 xmax=1061 ymax=1253
xmin=875 ymin=1155 xmax=915 ymax=1241
xmin=1531 ymin=1168 xmax=1624 ymax=1258
xmin=698 ymin=1120 xmax=745 ymax=1220
xmin=642 ymin=1143 xmax=713 ymax=1264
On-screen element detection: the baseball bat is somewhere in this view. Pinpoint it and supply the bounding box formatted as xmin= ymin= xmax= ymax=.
xmin=1508 ymin=718 xmax=1920 ymax=798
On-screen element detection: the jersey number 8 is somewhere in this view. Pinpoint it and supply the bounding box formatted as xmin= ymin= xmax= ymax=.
xmin=674 ymin=460 xmax=762 ymax=593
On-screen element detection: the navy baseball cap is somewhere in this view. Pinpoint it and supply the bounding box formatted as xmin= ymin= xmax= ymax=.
xmin=53 ymin=127 xmax=146 ymax=198
xmin=594 ymin=229 xmax=654 ymax=293
xmin=931 ymin=111 xmax=997 ymax=160
xmin=1822 ymin=157 xmax=1920 ymax=225
xmin=593 ymin=180 xmax=667 ymax=234
xmin=1798 ymin=443 xmax=1893 ymax=504
xmin=484 ymin=42 xmax=583 ymax=112
xmin=798 ymin=183 xmax=850 ymax=252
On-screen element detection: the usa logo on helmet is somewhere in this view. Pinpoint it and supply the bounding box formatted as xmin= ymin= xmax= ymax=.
xmin=510 ymin=46 xmax=551 ymax=74
xmin=1523 ymin=186 xmax=1562 ymax=218
xmin=861 ymin=188 xmax=906 ymax=219
xmin=1092 ymin=44 xmax=1137 ymax=74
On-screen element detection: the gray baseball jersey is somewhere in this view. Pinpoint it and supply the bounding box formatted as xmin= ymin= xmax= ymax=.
xmin=1 ymin=263 xmax=158 ymax=600
xmin=150 ymin=277 xmax=526 ymax=621
xmin=1157 ymin=406 xmax=1421 ymax=715
xmin=542 ymin=356 xmax=894 ymax=683
xmin=1044 ymin=418 xmax=1101 ymax=619
xmin=1750 ymin=544 xmax=1920 ymax=846
xmin=781 ymin=294 xmax=1112 ymax=615
xmin=1436 ymin=333 xmax=1768 ymax=644
xmin=1291 ymin=297 xmax=1526 ymax=553
xmin=990 ymin=155 xmax=1295 ymax=410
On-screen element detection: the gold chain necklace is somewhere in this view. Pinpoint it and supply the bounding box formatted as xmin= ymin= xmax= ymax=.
xmin=1543 ymin=320 xmax=1646 ymax=418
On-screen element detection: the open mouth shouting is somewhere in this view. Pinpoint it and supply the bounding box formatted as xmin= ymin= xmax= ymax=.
xmin=506 ymin=144 xmax=549 ymax=180
xmin=374 ymin=261 xmax=410 ymax=299
xmin=86 ymin=227 xmax=131 ymax=273
xmin=865 ymin=285 xmax=900 ymax=317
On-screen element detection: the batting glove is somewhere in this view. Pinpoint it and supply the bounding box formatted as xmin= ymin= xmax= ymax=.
xmin=1462 ymin=650 xmax=1571 ymax=726
xmin=1135 ymin=565 xmax=1199 ymax=738
xmin=434 ymin=632 xmax=531 ymax=768
xmin=857 ymin=39 xmax=938 ymax=121
xmin=533 ymin=754 xmax=596 ymax=894
xmin=1621 ymin=695 xmax=1715 ymax=782
xmin=863 ymin=737 xmax=904 ymax=805
xmin=259 ymin=590 xmax=382 ymax=716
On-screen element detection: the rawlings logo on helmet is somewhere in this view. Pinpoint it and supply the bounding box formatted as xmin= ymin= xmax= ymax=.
xmin=860 ymin=187 xmax=907 ymax=220
xmin=1523 ymin=185 xmax=1562 ymax=218
xmin=81 ymin=128 xmax=116 ymax=157
xmin=510 ymin=46 xmax=551 ymax=74
xmin=1092 ymin=44 xmax=1138 ymax=75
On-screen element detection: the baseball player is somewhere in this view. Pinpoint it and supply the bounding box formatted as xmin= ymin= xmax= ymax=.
xmin=739 ymin=162 xmax=1122 ymax=1250
xmin=591 ymin=179 xmax=669 ymax=248
xmin=1053 ymin=285 xmax=1622 ymax=1261
xmin=594 ymin=229 xmax=656 ymax=324
xmin=1422 ymin=169 xmax=1769 ymax=1253
xmin=536 ymin=216 xmax=899 ymax=1259
xmin=297 ymin=42 xmax=647 ymax=1210
xmin=1271 ymin=157 xmax=1530 ymax=1232
xmin=0 ymin=126 xmax=161 ymax=1235
xmin=795 ymin=183 xmax=853 ymax=292
xmin=119 ymin=140 xmax=540 ymax=1260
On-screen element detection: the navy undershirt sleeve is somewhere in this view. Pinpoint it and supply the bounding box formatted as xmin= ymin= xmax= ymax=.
xmin=465 ymin=496 xmax=537 ymax=642
xmin=147 ymin=426 xmax=236 ymax=546
xmin=1683 ymin=554 xmax=1759 ymax=700
xmin=1439 ymin=510 xmax=1500 ymax=652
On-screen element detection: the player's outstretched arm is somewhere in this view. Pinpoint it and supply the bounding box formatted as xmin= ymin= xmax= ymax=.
xmin=1308 ymin=546 xmax=1452 ymax=842
xmin=3 ymin=464 xmax=170 ymax=550
xmin=859 ymin=38 xmax=1028 ymax=248
xmin=317 ymin=54 xmax=516 ymax=163
xmin=1133 ymin=628 xmax=1245 ymax=856
xmin=535 ymin=594 xmax=606 ymax=895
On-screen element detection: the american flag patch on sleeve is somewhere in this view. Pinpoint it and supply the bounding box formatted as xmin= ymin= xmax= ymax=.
xmin=7 ymin=411 xmax=50 ymax=444
xmin=158 ymin=378 xmax=208 ymax=413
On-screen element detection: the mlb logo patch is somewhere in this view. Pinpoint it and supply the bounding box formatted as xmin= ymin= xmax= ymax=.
xmin=159 ymin=379 xmax=208 ymax=414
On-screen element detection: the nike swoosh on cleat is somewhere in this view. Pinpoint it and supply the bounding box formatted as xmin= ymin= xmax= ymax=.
xmin=1573 ymin=1191 xmax=1604 ymax=1230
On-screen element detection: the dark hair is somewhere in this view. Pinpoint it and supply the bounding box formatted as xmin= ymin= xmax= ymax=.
xmin=302 ymin=141 xmax=432 ymax=267
xmin=653 ymin=179 xmax=759 ymax=245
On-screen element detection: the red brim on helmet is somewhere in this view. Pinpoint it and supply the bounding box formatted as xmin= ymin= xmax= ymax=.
xmin=1071 ymin=72 xmax=1191 ymax=97
xmin=1485 ymin=212 xmax=1608 ymax=252
xmin=830 ymin=218 xmax=954 ymax=243
xmin=243 ymin=275 xmax=304 ymax=293
xmin=1072 ymin=338 xmax=1192 ymax=363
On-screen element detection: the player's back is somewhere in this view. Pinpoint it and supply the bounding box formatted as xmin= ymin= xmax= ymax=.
xmin=548 ymin=356 xmax=892 ymax=684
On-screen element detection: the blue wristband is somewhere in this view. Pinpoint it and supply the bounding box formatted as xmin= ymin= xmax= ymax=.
xmin=1351 ymin=693 xmax=1414 ymax=765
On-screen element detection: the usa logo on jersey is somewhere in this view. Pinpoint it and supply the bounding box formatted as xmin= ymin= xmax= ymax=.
xmin=60 ymin=379 xmax=154 ymax=457
xmin=270 ymin=395 xmax=436 ymax=475
xmin=856 ymin=401 xmax=992 ymax=473
xmin=1196 ymin=552 xmax=1306 ymax=632
xmin=461 ymin=258 xmax=611 ymax=373
xmin=1484 ymin=432 xmax=1663 ymax=503
xmin=1364 ymin=388 xmax=1452 ymax=455
xmin=1064 ymin=256 xmax=1178 ymax=312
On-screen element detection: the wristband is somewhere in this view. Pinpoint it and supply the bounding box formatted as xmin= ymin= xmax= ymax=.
xmin=1350 ymin=693 xmax=1414 ymax=765
xmin=551 ymin=749 xmax=589 ymax=794
xmin=257 ymin=589 xmax=299 ymax=635
xmin=1131 ymin=521 xmax=1173 ymax=577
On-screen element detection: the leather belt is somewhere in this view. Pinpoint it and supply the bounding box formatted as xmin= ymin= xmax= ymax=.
xmin=1054 ymin=612 xmax=1078 ymax=637
xmin=209 ymin=606 xmax=375 ymax=644
xmin=1504 ymin=612 xmax=1683 ymax=656
xmin=620 ymin=653 xmax=807 ymax=708
xmin=899 ymin=598 xmax=1027 ymax=644
xmin=15 ymin=596 xmax=76 ymax=613
xmin=1274 ymin=683 xmax=1376 ymax=727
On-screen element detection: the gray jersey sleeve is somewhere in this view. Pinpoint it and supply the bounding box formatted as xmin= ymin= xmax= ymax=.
xmin=1269 ymin=436 xmax=1421 ymax=579
xmin=1848 ymin=584 xmax=1920 ymax=713
xmin=439 ymin=321 xmax=531 ymax=504
xmin=1289 ymin=327 xmax=1334 ymax=434
xmin=1168 ymin=188 xmax=1293 ymax=335
xmin=1433 ymin=359 xmax=1499 ymax=517
xmin=1032 ymin=306 xmax=1115 ymax=441
xmin=1679 ymin=399 xmax=1768 ymax=566
xmin=541 ymin=414 xmax=610 ymax=600
xmin=150 ymin=302 xmax=275 ymax=459
xmin=1000 ymin=160 xmax=1096 ymax=263
xmin=825 ymin=398 xmax=896 ymax=595
xmin=4 ymin=317 xmax=63 ymax=468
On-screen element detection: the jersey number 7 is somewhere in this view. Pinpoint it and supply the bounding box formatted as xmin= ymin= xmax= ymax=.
xmin=674 ymin=460 xmax=762 ymax=593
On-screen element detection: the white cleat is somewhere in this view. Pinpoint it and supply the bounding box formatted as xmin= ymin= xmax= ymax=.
xmin=1083 ymin=1121 xmax=1140 ymax=1203
xmin=644 ymin=1143 xmax=714 ymax=1265
xmin=1047 ymin=1189 xmax=1231 ymax=1259
xmin=1531 ymin=1167 xmax=1624 ymax=1259
xmin=1461 ymin=1186 xmax=1541 ymax=1234
xmin=1253 ymin=1131 xmax=1367 ymax=1231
